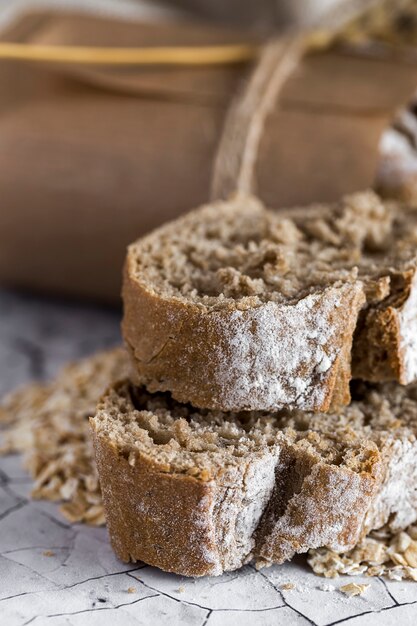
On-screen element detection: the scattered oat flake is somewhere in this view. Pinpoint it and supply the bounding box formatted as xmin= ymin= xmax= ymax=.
xmin=0 ymin=348 xmax=129 ymax=527
xmin=405 ymin=542 xmax=417 ymax=568
xmin=308 ymin=525 xmax=417 ymax=583
xmin=42 ymin=550 xmax=55 ymax=557
xmin=177 ymin=586 xmax=185 ymax=593
xmin=281 ymin=582 xmax=295 ymax=591
xmin=127 ymin=587 xmax=137 ymax=594
xmin=340 ymin=583 xmax=369 ymax=597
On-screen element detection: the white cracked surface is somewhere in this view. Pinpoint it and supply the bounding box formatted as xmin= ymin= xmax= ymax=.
xmin=1 ymin=288 xmax=417 ymax=626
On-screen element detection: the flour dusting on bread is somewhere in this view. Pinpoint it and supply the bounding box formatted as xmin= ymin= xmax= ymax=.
xmin=124 ymin=191 xmax=417 ymax=413
xmin=91 ymin=376 xmax=417 ymax=576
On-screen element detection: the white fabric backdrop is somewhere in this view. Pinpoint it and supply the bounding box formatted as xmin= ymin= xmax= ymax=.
xmin=0 ymin=0 xmax=179 ymax=30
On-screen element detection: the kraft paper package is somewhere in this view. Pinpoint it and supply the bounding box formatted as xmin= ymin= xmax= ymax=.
xmin=1 ymin=8 xmax=417 ymax=302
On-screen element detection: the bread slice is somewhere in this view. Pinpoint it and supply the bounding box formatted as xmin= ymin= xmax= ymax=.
xmin=122 ymin=191 xmax=417 ymax=412
xmin=91 ymin=378 xmax=417 ymax=577
xmin=285 ymin=193 xmax=417 ymax=385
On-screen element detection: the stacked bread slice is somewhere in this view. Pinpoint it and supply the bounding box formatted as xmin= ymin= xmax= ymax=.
xmin=91 ymin=190 xmax=417 ymax=576
xmin=122 ymin=192 xmax=417 ymax=409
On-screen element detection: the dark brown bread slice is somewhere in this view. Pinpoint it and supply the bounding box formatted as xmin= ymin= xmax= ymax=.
xmin=284 ymin=194 xmax=417 ymax=385
xmin=122 ymin=191 xmax=417 ymax=412
xmin=90 ymin=378 xmax=417 ymax=577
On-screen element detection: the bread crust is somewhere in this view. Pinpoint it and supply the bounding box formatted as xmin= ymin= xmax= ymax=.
xmin=123 ymin=257 xmax=365 ymax=413
xmin=257 ymin=456 xmax=381 ymax=565
xmin=353 ymin=269 xmax=417 ymax=384
xmin=91 ymin=420 xmax=384 ymax=576
xmin=92 ymin=380 xmax=417 ymax=577
xmin=90 ymin=426 xmax=222 ymax=576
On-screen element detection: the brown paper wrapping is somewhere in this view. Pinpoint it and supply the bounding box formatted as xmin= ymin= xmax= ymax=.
xmin=1 ymin=10 xmax=417 ymax=302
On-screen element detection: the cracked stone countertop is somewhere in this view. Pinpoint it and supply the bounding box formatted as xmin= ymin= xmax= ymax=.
xmin=1 ymin=288 xmax=417 ymax=626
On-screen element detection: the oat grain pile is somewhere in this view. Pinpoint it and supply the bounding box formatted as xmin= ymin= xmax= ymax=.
xmin=0 ymin=347 xmax=129 ymax=525
xmin=309 ymin=526 xmax=417 ymax=582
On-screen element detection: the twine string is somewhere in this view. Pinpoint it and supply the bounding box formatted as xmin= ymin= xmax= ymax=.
xmin=210 ymin=35 xmax=306 ymax=201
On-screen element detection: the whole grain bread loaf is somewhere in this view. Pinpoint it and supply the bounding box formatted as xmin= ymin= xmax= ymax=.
xmin=91 ymin=378 xmax=417 ymax=577
xmin=122 ymin=191 xmax=417 ymax=412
